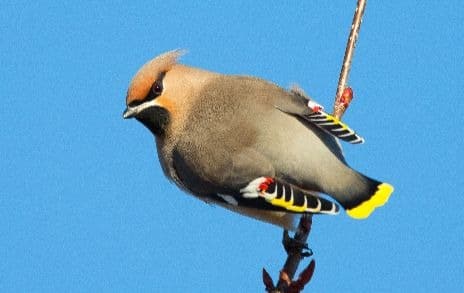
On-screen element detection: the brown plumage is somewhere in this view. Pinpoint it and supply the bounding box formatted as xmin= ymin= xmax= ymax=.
xmin=123 ymin=50 xmax=393 ymax=230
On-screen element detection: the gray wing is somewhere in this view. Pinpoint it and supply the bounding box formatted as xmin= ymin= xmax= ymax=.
xmin=172 ymin=145 xmax=275 ymax=196
xmin=274 ymin=90 xmax=346 ymax=163
xmin=172 ymin=143 xmax=303 ymax=230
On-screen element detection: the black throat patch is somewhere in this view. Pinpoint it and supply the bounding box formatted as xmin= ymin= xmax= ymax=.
xmin=136 ymin=106 xmax=170 ymax=136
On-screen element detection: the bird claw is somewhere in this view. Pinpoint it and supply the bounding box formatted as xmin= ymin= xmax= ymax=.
xmin=282 ymin=230 xmax=311 ymax=257
xmin=301 ymin=249 xmax=313 ymax=258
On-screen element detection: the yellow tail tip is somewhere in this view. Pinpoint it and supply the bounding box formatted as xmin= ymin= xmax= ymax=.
xmin=346 ymin=183 xmax=394 ymax=219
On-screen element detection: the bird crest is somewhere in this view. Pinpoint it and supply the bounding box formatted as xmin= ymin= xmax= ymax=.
xmin=126 ymin=49 xmax=186 ymax=105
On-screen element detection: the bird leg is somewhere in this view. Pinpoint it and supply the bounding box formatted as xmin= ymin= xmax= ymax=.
xmin=263 ymin=214 xmax=315 ymax=292
xmin=282 ymin=230 xmax=312 ymax=258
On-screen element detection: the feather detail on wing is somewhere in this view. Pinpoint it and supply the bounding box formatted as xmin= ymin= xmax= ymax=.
xmin=304 ymin=110 xmax=364 ymax=144
xmin=275 ymin=85 xmax=364 ymax=144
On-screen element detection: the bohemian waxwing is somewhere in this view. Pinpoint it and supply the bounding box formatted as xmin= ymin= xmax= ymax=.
xmin=123 ymin=50 xmax=393 ymax=230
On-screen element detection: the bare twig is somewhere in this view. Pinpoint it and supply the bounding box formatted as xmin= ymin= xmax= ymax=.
xmin=333 ymin=0 xmax=367 ymax=119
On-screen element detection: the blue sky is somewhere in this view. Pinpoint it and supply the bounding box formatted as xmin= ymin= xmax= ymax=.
xmin=1 ymin=1 xmax=463 ymax=292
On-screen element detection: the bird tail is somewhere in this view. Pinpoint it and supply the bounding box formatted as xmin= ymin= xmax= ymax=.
xmin=331 ymin=171 xmax=394 ymax=219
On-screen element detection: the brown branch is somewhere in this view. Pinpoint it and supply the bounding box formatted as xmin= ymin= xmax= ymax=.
xmin=263 ymin=215 xmax=315 ymax=293
xmin=262 ymin=1 xmax=367 ymax=292
xmin=275 ymin=215 xmax=314 ymax=292
xmin=333 ymin=0 xmax=367 ymax=119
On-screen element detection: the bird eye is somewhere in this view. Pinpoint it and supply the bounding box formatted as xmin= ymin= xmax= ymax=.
xmin=151 ymin=80 xmax=163 ymax=96
xmin=146 ymin=71 xmax=166 ymax=102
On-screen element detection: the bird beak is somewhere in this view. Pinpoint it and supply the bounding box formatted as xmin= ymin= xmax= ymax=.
xmin=123 ymin=99 xmax=161 ymax=119
xmin=123 ymin=107 xmax=136 ymax=119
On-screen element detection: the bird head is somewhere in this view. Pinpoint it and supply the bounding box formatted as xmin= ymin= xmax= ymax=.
xmin=124 ymin=50 xmax=219 ymax=137
xmin=124 ymin=50 xmax=187 ymax=136
xmin=123 ymin=49 xmax=193 ymax=136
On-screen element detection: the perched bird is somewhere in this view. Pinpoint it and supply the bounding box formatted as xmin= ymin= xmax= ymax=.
xmin=123 ymin=50 xmax=393 ymax=230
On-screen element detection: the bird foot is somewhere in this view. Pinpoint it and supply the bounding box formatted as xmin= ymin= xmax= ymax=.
xmin=283 ymin=230 xmax=313 ymax=258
